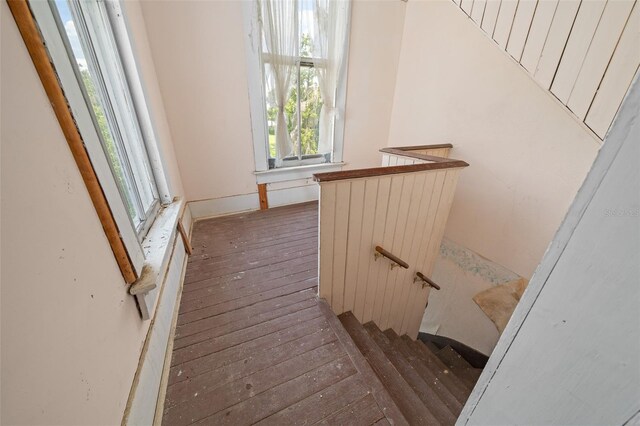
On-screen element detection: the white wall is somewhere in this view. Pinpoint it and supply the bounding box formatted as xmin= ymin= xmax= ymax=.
xmin=422 ymin=239 xmax=521 ymax=356
xmin=463 ymin=78 xmax=640 ymax=425
xmin=389 ymin=0 xmax=600 ymax=278
xmin=139 ymin=0 xmax=257 ymax=203
xmin=0 ymin=1 xmax=184 ymax=423
xmin=341 ymin=0 xmax=405 ymax=170
xmin=139 ymin=0 xmax=406 ymax=203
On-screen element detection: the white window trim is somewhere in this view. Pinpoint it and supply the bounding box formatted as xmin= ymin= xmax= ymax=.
xmin=105 ymin=0 xmax=173 ymax=205
xmin=242 ymin=0 xmax=351 ymax=181
xmin=30 ymin=0 xmax=176 ymax=278
xmin=254 ymin=161 xmax=345 ymax=184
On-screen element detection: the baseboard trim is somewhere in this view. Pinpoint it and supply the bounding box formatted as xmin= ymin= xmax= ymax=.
xmin=188 ymin=185 xmax=319 ymax=221
xmin=122 ymin=235 xmax=187 ymax=425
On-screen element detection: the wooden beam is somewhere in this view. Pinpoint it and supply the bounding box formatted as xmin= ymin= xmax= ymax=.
xmin=7 ymin=0 xmax=138 ymax=283
xmin=258 ymin=183 xmax=269 ymax=210
xmin=177 ymin=221 xmax=192 ymax=256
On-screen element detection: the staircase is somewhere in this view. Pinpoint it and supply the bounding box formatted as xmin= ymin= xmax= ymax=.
xmin=339 ymin=311 xmax=482 ymax=425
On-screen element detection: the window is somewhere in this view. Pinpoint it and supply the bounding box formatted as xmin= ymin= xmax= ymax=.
xmin=263 ymin=10 xmax=326 ymax=168
xmin=52 ymin=0 xmax=160 ymax=238
xmin=246 ymin=0 xmax=351 ymax=173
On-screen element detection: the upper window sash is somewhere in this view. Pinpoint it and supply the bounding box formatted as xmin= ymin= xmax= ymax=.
xmin=29 ymin=0 xmax=172 ymax=275
xmin=52 ymin=0 xmax=160 ymax=238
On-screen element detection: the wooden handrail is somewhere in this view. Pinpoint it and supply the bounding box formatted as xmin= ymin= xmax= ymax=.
xmin=415 ymin=272 xmax=441 ymax=290
xmin=313 ymin=160 xmax=468 ymax=182
xmin=313 ymin=144 xmax=467 ymax=183
xmin=374 ymin=246 xmax=409 ymax=269
xmin=384 ymin=143 xmax=453 ymax=151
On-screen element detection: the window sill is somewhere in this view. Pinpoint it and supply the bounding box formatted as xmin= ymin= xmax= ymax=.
xmin=129 ymin=198 xmax=184 ymax=319
xmin=255 ymin=162 xmax=345 ymax=184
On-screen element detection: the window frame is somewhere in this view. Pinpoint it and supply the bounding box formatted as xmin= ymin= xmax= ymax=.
xmin=243 ymin=0 xmax=351 ymax=178
xmin=53 ymin=0 xmax=164 ymax=240
xmin=29 ymin=0 xmax=173 ymax=275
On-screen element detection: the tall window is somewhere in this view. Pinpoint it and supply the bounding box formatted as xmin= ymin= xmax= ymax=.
xmin=259 ymin=0 xmax=350 ymax=169
xmin=52 ymin=0 xmax=160 ymax=238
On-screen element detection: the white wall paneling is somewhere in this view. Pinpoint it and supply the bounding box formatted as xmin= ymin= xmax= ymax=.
xmin=506 ymin=0 xmax=538 ymax=61
xmin=520 ymin=0 xmax=559 ymax=73
xmin=550 ymin=0 xmax=607 ymax=103
xmin=585 ymin=3 xmax=640 ymax=138
xmin=481 ymin=0 xmax=501 ymax=35
xmin=567 ymin=0 xmax=636 ymax=120
xmin=452 ymin=0 xmax=638 ymax=141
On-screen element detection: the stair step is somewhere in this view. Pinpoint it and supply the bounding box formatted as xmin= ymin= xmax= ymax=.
xmin=423 ymin=340 xmax=441 ymax=354
xmin=436 ymin=346 xmax=482 ymax=389
xmin=383 ymin=330 xmax=463 ymax=417
xmin=339 ymin=312 xmax=438 ymax=425
xmin=364 ymin=323 xmax=457 ymax=425
xmin=401 ymin=335 xmax=472 ymax=403
xmin=319 ymin=303 xmax=408 ymax=426
xmin=437 ymin=346 xmax=472 ymax=370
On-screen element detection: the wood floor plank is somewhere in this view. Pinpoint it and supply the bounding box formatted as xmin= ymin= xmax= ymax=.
xmin=184 ymin=240 xmax=317 ymax=279
xmin=163 ymin=202 xmax=399 ymax=426
xmin=317 ymin=394 xmax=385 ymax=426
xmin=170 ymin=306 xmax=324 ymax=374
xmin=179 ymin=267 xmax=317 ymax=313
xmin=195 ymin=356 xmax=357 ymax=425
xmin=187 ymin=233 xmax=317 ymax=268
xmin=166 ymin=325 xmax=337 ymax=408
xmin=175 ymin=288 xmax=317 ymax=342
xmin=190 ymin=228 xmax=318 ymax=260
xmin=174 ymin=290 xmax=318 ymax=350
xmin=163 ymin=343 xmax=345 ymax=425
xmin=181 ymin=255 xmax=317 ymax=295
xmin=254 ymin=374 xmax=368 ymax=426
xmin=178 ymin=277 xmax=317 ymax=325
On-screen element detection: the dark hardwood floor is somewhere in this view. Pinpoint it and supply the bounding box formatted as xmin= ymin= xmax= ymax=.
xmin=162 ymin=202 xmax=402 ymax=425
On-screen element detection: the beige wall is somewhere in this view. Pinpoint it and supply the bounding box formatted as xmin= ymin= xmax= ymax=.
xmin=388 ymin=0 xmax=600 ymax=278
xmin=341 ymin=0 xmax=405 ymax=170
xmin=0 ymin=1 xmax=183 ymax=423
xmin=140 ymin=0 xmax=257 ymax=202
xmin=139 ymin=0 xmax=406 ymax=202
xmin=124 ymin=0 xmax=186 ymax=199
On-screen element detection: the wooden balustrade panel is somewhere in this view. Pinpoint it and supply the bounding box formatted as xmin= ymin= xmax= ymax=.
xmin=381 ymin=148 xmax=451 ymax=167
xmin=404 ymin=147 xmax=451 ymax=158
xmin=318 ymin=167 xmax=462 ymax=339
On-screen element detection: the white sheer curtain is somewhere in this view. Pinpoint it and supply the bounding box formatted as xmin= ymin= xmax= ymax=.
xmin=312 ymin=0 xmax=350 ymax=155
xmin=260 ymin=0 xmax=299 ymax=167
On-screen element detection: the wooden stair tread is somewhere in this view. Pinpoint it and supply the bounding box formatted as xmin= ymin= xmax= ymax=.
xmin=339 ymin=312 xmax=436 ymax=425
xmin=320 ymin=303 xmax=408 ymax=426
xmin=437 ymin=346 xmax=472 ymax=370
xmin=383 ymin=330 xmax=463 ymax=417
xmin=423 ymin=340 xmax=441 ymax=354
xmin=436 ymin=346 xmax=481 ymax=389
xmin=401 ymin=335 xmax=472 ymax=403
xmin=364 ymin=323 xmax=457 ymax=425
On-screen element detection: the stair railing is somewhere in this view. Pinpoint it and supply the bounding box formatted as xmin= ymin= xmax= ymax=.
xmin=314 ymin=143 xmax=468 ymax=338
xmin=374 ymin=246 xmax=409 ymax=269
xmin=414 ymin=271 xmax=441 ymax=290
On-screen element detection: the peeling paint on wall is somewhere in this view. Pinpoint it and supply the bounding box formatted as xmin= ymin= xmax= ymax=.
xmin=439 ymin=238 xmax=521 ymax=286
